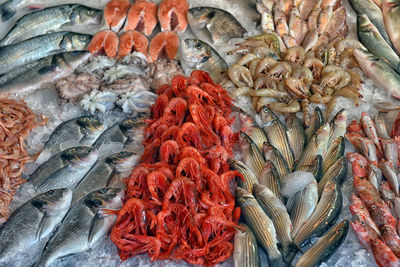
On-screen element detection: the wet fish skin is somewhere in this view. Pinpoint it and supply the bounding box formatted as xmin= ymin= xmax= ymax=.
xmin=329 ymin=108 xmax=347 ymax=143
xmin=230 ymin=159 xmax=259 ymax=193
xmin=34 ymin=187 xmax=123 ymax=267
xmin=239 ymin=131 xmax=265 ymax=177
xmin=0 ymin=188 xmax=72 ymax=265
xmin=317 ymin=156 xmax=347 ymax=196
xmin=0 ymin=31 xmax=91 ymax=75
xmin=380 ymin=160 xmax=399 ymax=196
xmin=325 ymin=6 xmax=346 ymax=40
xmin=305 ymin=106 xmax=324 ymax=141
xmin=323 ymin=136 xmax=345 ymax=174
xmin=374 ymin=114 xmax=390 ymax=139
xmin=0 ymin=5 xmax=102 ymax=47
xmin=233 ymin=223 xmax=260 ymax=267
xmin=382 ymin=139 xmax=398 ymax=169
xmin=351 ymin=220 xmax=380 ymax=251
xmin=286 ymin=114 xmax=306 ymax=162
xmin=382 ymin=0 xmax=400 ymax=55
xmin=263 ymin=142 xmax=290 ymax=178
xmin=295 ymin=220 xmax=349 ymax=267
xmin=239 ymin=109 xmax=268 ymax=151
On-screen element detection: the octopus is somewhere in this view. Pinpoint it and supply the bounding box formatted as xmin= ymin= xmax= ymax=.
xmin=77 ymin=55 xmax=116 ymax=78
xmin=116 ymin=90 xmax=158 ymax=115
xmin=80 ymin=90 xmax=118 ymax=114
xmin=56 ymin=73 xmax=101 ymax=102
xmin=150 ymin=59 xmax=184 ymax=89
xmin=101 ymin=76 xmax=151 ymax=94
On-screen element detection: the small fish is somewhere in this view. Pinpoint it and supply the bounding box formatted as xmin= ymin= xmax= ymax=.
xmin=305 ymin=155 xmax=323 ymax=180
xmin=34 ymin=188 xmax=123 ymax=267
xmin=239 ymin=132 xmax=265 ymax=176
xmin=323 ymin=137 xmax=345 ymax=174
xmin=0 ymin=188 xmax=72 ymax=265
xmin=325 ymin=6 xmax=346 ymax=39
xmin=259 ymin=160 xmax=282 ymax=200
xmin=158 ymin=0 xmax=189 ymax=34
xmin=239 ymin=109 xmax=268 ymax=151
xmin=371 ymin=203 xmax=397 ymax=228
xmin=353 ymin=176 xmax=386 ymax=209
xmin=233 ymin=223 xmax=260 ymax=267
xmin=349 ymin=193 xmax=381 ymax=235
xmin=263 ymin=142 xmax=290 ymax=178
xmin=368 ymin=164 xmax=382 ymax=190
xmin=299 ymin=0 xmax=316 ymax=19
xmin=381 ymin=225 xmax=400 ymax=257
xmin=382 ymin=139 xmax=398 ymax=169
xmin=188 ymin=7 xmax=247 ymax=44
xmin=374 ymin=114 xmax=390 ymax=139
xmin=380 ymin=160 xmax=399 ymax=196
xmin=380 ymin=180 xmax=396 ymax=208
xmin=361 ymin=112 xmax=381 ymax=150
xmin=295 ymin=220 xmax=349 ymax=267
xmin=329 ymin=108 xmax=347 ymax=143
xmin=229 ymin=159 xmax=259 ymax=193
xmin=123 ymin=0 xmax=158 ymax=36
xmin=307 ymin=7 xmax=321 ymax=31
xmin=288 ymin=7 xmax=303 ymax=42
xmin=305 ymin=106 xmax=324 ymax=141
xmin=301 ymin=29 xmax=318 ymax=52
xmin=317 ymin=6 xmax=332 ymax=34
xmin=286 ymin=114 xmax=306 ymax=162
xmin=236 ymin=187 xmax=285 ymax=267
xmin=104 ymin=0 xmax=130 ymax=32
xmin=371 ymin=239 xmax=399 ymax=267
xmin=258 ymin=4 xmax=275 ymax=33
xmin=382 ymin=0 xmax=400 ymax=55
xmin=317 ymin=156 xmax=347 ymax=196
xmin=351 ymin=220 xmax=380 ymax=251
xmin=346 ymin=134 xmax=379 ymax=165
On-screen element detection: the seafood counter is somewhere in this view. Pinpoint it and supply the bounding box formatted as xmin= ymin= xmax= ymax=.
xmin=1 ymin=0 xmax=400 ymax=266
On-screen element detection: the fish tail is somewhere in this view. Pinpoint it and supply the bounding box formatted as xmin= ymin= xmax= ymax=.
xmin=0 ymin=2 xmax=15 ymax=22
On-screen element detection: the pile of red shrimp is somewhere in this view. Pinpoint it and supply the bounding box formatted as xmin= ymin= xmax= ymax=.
xmin=111 ymin=70 xmax=241 ymax=266
xmin=0 ymin=96 xmax=47 ymax=222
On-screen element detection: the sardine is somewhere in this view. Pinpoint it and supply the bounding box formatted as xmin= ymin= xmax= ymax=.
xmin=229 ymin=159 xmax=259 ymax=193
xmin=258 ymin=4 xmax=275 ymax=33
xmin=0 ymin=188 xmax=72 ymax=266
xmin=239 ymin=131 xmax=265 ymax=177
xmin=259 ymin=160 xmax=282 ymax=200
xmin=374 ymin=114 xmax=390 ymax=139
xmin=187 ymin=7 xmax=246 ymax=44
xmin=380 ymin=160 xmax=399 ymax=196
xmin=0 ymin=5 xmax=102 ymax=47
xmin=263 ymin=142 xmax=290 ymax=178
xmin=329 ymin=108 xmax=347 ymax=143
xmin=236 ymin=187 xmax=285 ymax=267
xmin=34 ymin=188 xmax=123 ymax=267
xmin=317 ymin=156 xmax=347 ymax=196
xmin=323 ymin=136 xmax=345 ymax=174
xmin=382 ymin=0 xmax=400 ymax=55
xmin=0 ymin=31 xmax=91 ymax=75
xmin=305 ymin=106 xmax=324 ymax=141
xmin=233 ymin=223 xmax=260 ymax=267
xmin=239 ymin=109 xmax=268 ymax=151
xmin=286 ymin=114 xmax=306 ymax=162
xmin=299 ymin=0 xmax=316 ymax=19
xmin=295 ymin=220 xmax=349 ymax=267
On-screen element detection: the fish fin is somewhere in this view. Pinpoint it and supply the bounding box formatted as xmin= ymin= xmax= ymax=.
xmin=0 ymin=2 xmax=15 ymax=22
xmin=38 ymin=65 xmax=57 ymax=75
xmin=35 ymin=215 xmax=50 ymax=242
xmin=87 ymin=212 xmax=105 ymax=246
xmin=27 ymin=5 xmax=45 ymax=10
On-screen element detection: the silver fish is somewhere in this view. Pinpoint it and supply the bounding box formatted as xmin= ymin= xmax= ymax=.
xmin=34 ymin=188 xmax=123 ymax=267
xmin=230 ymin=159 xmax=259 ymax=193
xmin=233 ymin=223 xmax=260 ymax=267
xmin=238 ymin=109 xmax=268 ymax=152
xmin=239 ymin=131 xmax=265 ymax=177
xmin=382 ymin=139 xmax=398 ymax=169
xmin=0 ymin=188 xmax=72 ymax=266
xmin=325 ymin=6 xmax=346 ymax=40
xmin=286 ymin=114 xmax=306 ymax=162
xmin=263 ymin=142 xmax=290 ymax=178
xmin=382 ymin=0 xmax=400 ymax=55
xmin=329 ymin=108 xmax=347 ymax=143
xmin=0 ymin=5 xmax=102 ymax=46
xmin=0 ymin=31 xmax=91 ymax=75
xmin=369 ymin=164 xmax=382 ymax=190
xmin=380 ymin=160 xmax=399 ymax=196
xmin=259 ymin=160 xmax=282 ymax=200
xmin=323 ymin=136 xmax=345 ymax=174
xmin=317 ymin=156 xmax=347 ymax=196
xmin=374 ymin=114 xmax=390 ymax=139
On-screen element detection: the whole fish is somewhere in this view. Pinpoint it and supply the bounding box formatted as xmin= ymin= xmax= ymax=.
xmin=72 ymin=151 xmax=138 ymax=204
xmin=239 ymin=131 xmax=265 ymax=177
xmin=0 ymin=31 xmax=91 ymax=75
xmin=44 ymin=115 xmax=104 ymax=155
xmin=187 ymin=7 xmax=247 ymax=44
xmin=349 ymin=193 xmax=381 ymax=235
xmin=381 ymin=225 xmax=400 ymax=257
xmin=260 ymin=106 xmax=295 ymax=169
xmin=380 ymin=180 xmax=396 ymax=207
xmin=28 ymin=146 xmax=99 ymax=194
xmin=253 ymin=183 xmax=297 ymax=263
xmin=357 ymin=14 xmax=400 ymax=72
xmin=239 ymin=109 xmax=268 ymax=151
xmin=323 ymin=137 xmax=345 ymax=174
xmin=370 ymin=203 xmax=396 ymax=228
xmin=348 ymin=0 xmax=392 ymax=45
xmin=229 ymin=159 xmax=259 ymax=193
xmin=380 ymin=160 xmax=399 ymax=196
xmin=0 ymin=51 xmax=90 ymax=95
xmin=368 ymin=164 xmax=382 ymax=190
xmin=299 ymin=0 xmax=315 ymax=19
xmin=236 ymin=187 xmax=285 ymax=267
xmin=304 ymin=106 xmax=324 ymax=140
xmin=288 ymin=6 xmax=303 ymax=42
xmin=257 ymin=4 xmax=274 ymax=33
xmin=317 ymin=156 xmax=347 ymax=196
xmin=371 ymin=239 xmax=399 ymax=267
xmin=382 ymin=0 xmax=400 ymax=55
xmin=233 ymin=223 xmax=260 ymax=267
xmin=382 ymin=139 xmax=398 ymax=169
xmin=180 ymin=38 xmax=228 ymax=82
xmin=325 ymin=6 xmax=346 ymax=40
xmin=259 ymin=161 xmax=282 ymax=200
xmin=351 ymin=220 xmax=380 ymax=251
xmin=286 ymin=114 xmax=306 ymax=162
xmin=34 ymin=188 xmax=123 ymax=267
xmin=374 ymin=114 xmax=390 ymax=139
xmin=353 ymin=176 xmax=386 ymax=209
xmin=329 ymin=108 xmax=347 ymax=143
xmin=295 ymin=220 xmax=349 ymax=267
xmin=302 ymin=29 xmax=318 ymax=52
xmin=0 ymin=5 xmax=102 ymax=47
xmin=0 ymin=188 xmax=71 ymax=266
xmin=263 ymin=142 xmax=290 ymax=178
xmin=317 ymin=6 xmax=332 ymax=34
xmin=361 ymin=112 xmax=381 ymax=149
xmin=354 ymin=49 xmax=400 ymax=100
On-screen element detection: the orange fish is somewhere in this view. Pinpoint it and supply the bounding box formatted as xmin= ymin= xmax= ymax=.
xmin=124 ymin=0 xmax=158 ymax=36
xmin=148 ymin=31 xmax=179 ymax=62
xmin=118 ymin=30 xmax=149 ymax=59
xmin=104 ymin=0 xmax=131 ymax=32
xmin=87 ymin=30 xmax=119 ymax=58
xmin=158 ymin=0 xmax=189 ymax=34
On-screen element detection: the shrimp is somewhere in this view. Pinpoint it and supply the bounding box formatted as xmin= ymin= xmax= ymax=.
xmin=268 ymin=100 xmax=300 ymax=113
xmin=284 ymin=46 xmax=306 ymax=63
xmin=162 ymin=97 xmax=188 ymax=126
xmin=268 ymin=61 xmax=292 ymax=80
xmin=147 ymin=171 xmax=170 ymax=203
xmin=303 ymin=57 xmax=324 ymax=80
xmin=179 ymin=146 xmax=205 ymax=165
xmin=160 ymin=125 xmax=180 ymax=142
xmin=176 ymin=122 xmax=202 ymax=149
xmin=159 ymin=140 xmax=180 ymax=164
xmin=204 ymin=145 xmax=229 ymax=174
xmin=285 ymin=77 xmax=309 ymax=98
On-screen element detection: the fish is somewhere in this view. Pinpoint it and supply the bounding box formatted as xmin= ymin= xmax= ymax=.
xmin=361 ymin=112 xmax=381 ymax=150
xmin=382 ymin=139 xmax=398 ymax=169
xmin=322 ymin=137 xmax=345 ymax=174
xmin=295 ymin=220 xmax=349 ymax=267
xmin=0 ymin=5 xmax=102 ymax=47
xmin=34 ymin=188 xmax=123 ymax=267
xmin=353 ymin=176 xmax=386 ymax=209
xmin=233 ymin=223 xmax=260 ymax=267
xmin=357 ymin=14 xmax=400 ymax=72
xmin=380 ymin=160 xmax=399 ymax=196
xmin=348 ymin=0 xmax=392 ymax=45
xmin=236 ymin=187 xmax=285 ymax=267
xmin=325 ymin=6 xmax=346 ymax=40
xmin=0 ymin=51 xmax=90 ymax=95
xmin=72 ymin=151 xmax=138 ymax=204
xmin=354 ymin=49 xmax=400 ymax=100
xmin=286 ymin=115 xmax=306 ymax=162
xmin=263 ymin=142 xmax=290 ymax=178
xmin=370 ymin=203 xmax=397 ymax=228
xmin=351 ymin=220 xmax=380 ymax=251
xmin=380 ymin=180 xmax=396 ymax=207
xmin=304 ymin=106 xmax=324 ymax=140
xmin=317 ymin=6 xmax=332 ymax=34
xmin=317 ymin=156 xmax=347 ymax=196
xmin=123 ymin=0 xmax=158 ymax=36
xmin=239 ymin=131 xmax=265 ymax=176
xmin=381 ymin=225 xmax=400 ymax=257
xmin=305 ymin=155 xmax=323 ymax=181
xmin=371 ymin=239 xmax=399 ymax=267
xmin=259 ymin=160 xmax=282 ymax=200
xmin=253 ymin=183 xmax=297 ymax=262
xmin=290 ymin=180 xmax=318 ymax=238
xmin=104 ymin=0 xmax=130 ymax=32
xmin=229 ymin=159 xmax=259 ymax=193
xmin=180 ymin=38 xmax=228 ymax=82
xmin=87 ymin=29 xmax=119 ymax=58
xmin=44 ymin=115 xmax=105 ymax=155
xmin=368 ymin=165 xmax=382 ymax=190
xmin=118 ymin=30 xmax=149 ymax=59
xmin=374 ymin=114 xmax=390 ymax=139
xmin=260 ymin=106 xmax=295 ymax=170
xmin=0 ymin=31 xmax=91 ymax=75
xmin=382 ymin=0 xmax=400 ymax=55
xmin=307 ymin=7 xmax=321 ymax=31
xmin=349 ymin=193 xmax=381 ymax=235
xmin=238 ymin=109 xmax=268 ymax=151
xmin=0 ymin=188 xmax=72 ymax=265
xmin=288 ymin=6 xmax=303 ymax=42
xmin=329 ymin=108 xmax=347 ymax=143
xmin=257 ymin=4 xmax=274 ymax=33
xmin=148 ymin=31 xmax=179 ymax=62
xmin=298 ymin=0 xmax=315 ymax=18
xmin=302 ymin=29 xmax=318 ymax=52
xmin=158 ymin=0 xmax=189 ymax=34
xmin=188 ymin=7 xmax=247 ymax=44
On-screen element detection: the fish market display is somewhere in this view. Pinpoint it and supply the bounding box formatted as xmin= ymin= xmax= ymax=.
xmin=0 ymin=96 xmax=48 ymax=222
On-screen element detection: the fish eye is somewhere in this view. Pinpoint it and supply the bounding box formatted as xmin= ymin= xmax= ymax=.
xmin=46 ymin=190 xmax=55 ymax=195
xmin=80 ymin=36 xmax=87 ymax=41
xmin=99 ymin=188 xmax=107 ymax=194
xmin=88 ymin=10 xmax=94 ymax=15
xmin=195 ymin=42 xmax=201 ymax=49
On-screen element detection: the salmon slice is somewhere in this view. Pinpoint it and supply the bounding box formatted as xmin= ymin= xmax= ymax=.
xmin=104 ymin=0 xmax=131 ymax=32
xmin=118 ymin=30 xmax=149 ymax=59
xmin=124 ymin=0 xmax=158 ymax=36
xmin=87 ymin=30 xmax=119 ymax=58
xmin=148 ymin=31 xmax=179 ymax=62
xmin=158 ymin=0 xmax=189 ymax=34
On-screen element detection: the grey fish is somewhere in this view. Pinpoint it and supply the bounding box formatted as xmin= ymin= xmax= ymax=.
xmin=0 ymin=5 xmax=102 ymax=46
xmin=0 ymin=51 xmax=90 ymax=95
xmin=259 ymin=160 xmax=282 ymax=200
xmin=239 ymin=131 xmax=265 ymax=177
xmin=382 ymin=0 xmax=400 ymax=55
xmin=322 ymin=136 xmax=345 ymax=174
xmin=238 ymin=109 xmax=268 ymax=152
xmin=72 ymin=151 xmax=138 ymax=204
xmin=236 ymin=187 xmax=285 ymax=267
xmin=263 ymin=141 xmax=290 ymax=178
xmin=286 ymin=114 xmax=306 ymax=162
xmin=317 ymin=156 xmax=347 ymax=196
xmin=0 ymin=31 xmax=91 ymax=75
xmin=357 ymin=14 xmax=400 ymax=72
xmin=180 ymin=38 xmax=228 ymax=82
xmin=233 ymin=223 xmax=260 ymax=267
xmin=374 ymin=114 xmax=390 ymax=139
xmin=28 ymin=146 xmax=99 ymax=194
xmin=34 ymin=188 xmax=123 ymax=267
xmin=295 ymin=220 xmax=349 ymax=267
xmin=0 ymin=188 xmax=72 ymax=266
xmin=44 ymin=115 xmax=105 ymax=155
xmin=305 ymin=106 xmax=324 ymax=141
xmin=229 ymin=159 xmax=259 ymax=193
xmin=348 ymin=0 xmax=392 ymax=45
xmin=187 ymin=7 xmax=247 ymax=44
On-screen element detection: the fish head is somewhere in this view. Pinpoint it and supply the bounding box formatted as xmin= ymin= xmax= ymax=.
xmin=77 ymin=116 xmax=105 ymax=133
xmin=85 ymin=187 xmax=123 ymax=211
xmin=119 ymin=116 xmax=146 ymax=134
xmin=332 ymin=108 xmax=347 ymax=125
xmin=239 ymin=131 xmax=251 ymax=146
xmin=188 ymin=7 xmax=213 ymax=23
xmin=72 ymin=6 xmax=103 ymax=25
xmin=106 ymin=151 xmax=136 ymax=166
xmin=238 ymin=109 xmax=255 ymax=128
xmin=66 ymin=33 xmax=92 ymax=50
xmin=357 ymin=14 xmax=370 ymax=29
xmin=317 ymin=122 xmax=331 ymax=138
xmin=235 ymin=186 xmax=253 ymax=200
xmin=32 ymin=188 xmax=72 ymax=214
xmin=252 ymin=183 xmax=270 ymax=196
xmin=181 ymin=39 xmax=211 ymax=63
xmin=62 ymin=146 xmax=99 ymax=167
xmin=260 ymin=105 xmax=277 ymax=124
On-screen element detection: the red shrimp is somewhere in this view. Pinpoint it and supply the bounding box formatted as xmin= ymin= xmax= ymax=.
xmin=159 ymin=140 xmax=180 ymax=164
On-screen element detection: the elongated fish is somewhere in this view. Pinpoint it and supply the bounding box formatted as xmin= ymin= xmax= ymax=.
xmin=0 ymin=31 xmax=91 ymax=75
xmin=382 ymin=0 xmax=400 ymax=55
xmin=317 ymin=156 xmax=347 ymax=196
xmin=322 ymin=136 xmax=345 ymax=174
xmin=239 ymin=109 xmax=268 ymax=152
xmin=34 ymin=188 xmax=123 ymax=267
xmin=233 ymin=223 xmax=260 ymax=267
xmin=229 ymin=159 xmax=259 ymax=193
xmin=0 ymin=189 xmax=72 ymax=266
xmin=239 ymin=131 xmax=265 ymax=176
xmin=286 ymin=114 xmax=306 ymax=162
xmin=263 ymin=142 xmax=290 ymax=178
xmin=259 ymin=160 xmax=282 ymax=200
xmin=0 ymin=5 xmax=102 ymax=47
